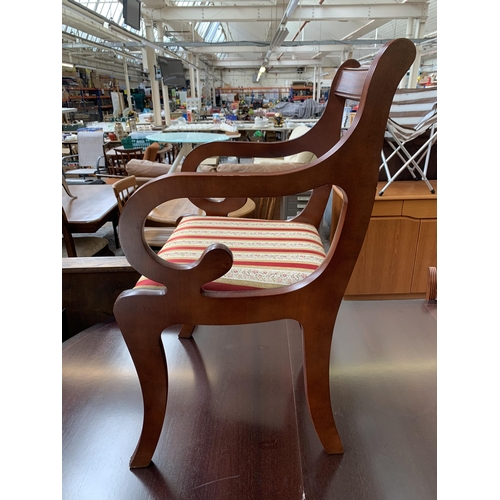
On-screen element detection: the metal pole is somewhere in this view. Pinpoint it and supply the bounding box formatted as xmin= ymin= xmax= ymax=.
xmin=144 ymin=20 xmax=162 ymax=126
xmin=123 ymin=59 xmax=133 ymax=109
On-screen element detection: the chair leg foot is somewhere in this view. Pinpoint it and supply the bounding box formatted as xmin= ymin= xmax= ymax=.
xmin=426 ymin=266 xmax=437 ymax=301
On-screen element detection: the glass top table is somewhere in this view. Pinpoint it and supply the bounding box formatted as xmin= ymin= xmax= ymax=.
xmin=146 ymin=132 xmax=231 ymax=173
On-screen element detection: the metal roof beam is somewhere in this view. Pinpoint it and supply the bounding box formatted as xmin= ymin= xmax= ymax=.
xmin=211 ymin=58 xmax=323 ymax=68
xmin=148 ymin=3 xmax=428 ymax=23
xmin=63 ymin=37 xmax=431 ymax=50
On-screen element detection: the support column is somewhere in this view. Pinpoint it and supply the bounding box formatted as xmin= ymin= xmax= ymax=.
xmin=312 ymin=66 xmax=317 ymax=102
xmin=212 ymin=74 xmax=216 ymax=107
xmin=144 ymin=20 xmax=162 ymax=126
xmin=162 ymin=82 xmax=171 ymax=126
xmin=196 ymin=56 xmax=201 ymax=100
xmin=189 ymin=53 xmax=195 ymax=98
xmin=316 ymin=66 xmax=322 ymax=101
xmin=160 ymin=22 xmax=171 ymax=126
xmin=123 ymin=59 xmax=133 ymax=109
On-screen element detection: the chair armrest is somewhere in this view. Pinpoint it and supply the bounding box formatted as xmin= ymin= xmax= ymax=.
xmin=62 ymin=154 xmax=79 ymax=165
xmin=117 ymin=165 xmax=336 ymax=292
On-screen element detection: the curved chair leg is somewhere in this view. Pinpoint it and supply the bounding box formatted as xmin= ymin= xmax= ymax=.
xmin=301 ymin=315 xmax=344 ymax=454
xmin=178 ymin=324 xmax=196 ymax=339
xmin=114 ymin=294 xmax=170 ymax=468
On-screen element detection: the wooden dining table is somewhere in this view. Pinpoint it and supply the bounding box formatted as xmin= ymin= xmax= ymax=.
xmin=62 ymin=184 xmax=119 ymax=247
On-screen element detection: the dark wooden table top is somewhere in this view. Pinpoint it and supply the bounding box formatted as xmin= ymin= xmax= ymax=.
xmin=62 ymin=184 xmax=118 ymax=233
xmin=62 ymin=300 xmax=437 ymax=499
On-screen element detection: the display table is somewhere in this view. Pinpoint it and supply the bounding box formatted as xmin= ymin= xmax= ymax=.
xmin=164 ymin=120 xmax=317 ymax=141
xmin=331 ymin=180 xmax=437 ymax=298
xmin=147 ymin=132 xmax=231 ymax=173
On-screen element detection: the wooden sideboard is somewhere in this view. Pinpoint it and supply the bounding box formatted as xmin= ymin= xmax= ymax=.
xmin=331 ymin=180 xmax=437 ymax=299
xmin=62 ymin=256 xmax=140 ymax=340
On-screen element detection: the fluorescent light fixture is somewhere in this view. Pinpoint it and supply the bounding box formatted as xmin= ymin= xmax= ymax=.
xmin=62 ymin=62 xmax=74 ymax=68
xmin=271 ymin=27 xmax=289 ymax=49
xmin=283 ymin=0 xmax=300 ymax=22
xmin=259 ymin=66 xmax=266 ymax=75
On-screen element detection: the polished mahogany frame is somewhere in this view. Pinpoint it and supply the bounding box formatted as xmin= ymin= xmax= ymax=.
xmin=114 ymin=39 xmax=416 ymax=468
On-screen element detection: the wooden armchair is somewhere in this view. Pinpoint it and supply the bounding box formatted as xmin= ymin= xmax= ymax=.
xmin=114 ymin=39 xmax=416 ymax=468
xmin=107 ymin=147 xmax=144 ymax=176
xmin=112 ymin=175 xmax=174 ymax=248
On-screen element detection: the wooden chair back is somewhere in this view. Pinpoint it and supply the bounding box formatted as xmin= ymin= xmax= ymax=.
xmin=107 ymin=148 xmax=143 ymax=176
xmin=253 ymin=197 xmax=276 ymax=219
xmin=101 ymin=140 xmax=122 ymax=171
xmin=112 ymin=175 xmax=139 ymax=214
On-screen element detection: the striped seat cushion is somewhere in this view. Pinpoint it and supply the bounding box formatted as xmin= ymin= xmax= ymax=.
xmin=135 ymin=216 xmax=326 ymax=291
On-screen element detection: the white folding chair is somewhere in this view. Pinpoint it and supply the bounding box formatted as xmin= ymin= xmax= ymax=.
xmin=378 ymin=88 xmax=437 ymax=196
xmin=63 ymin=130 xmax=107 ymax=183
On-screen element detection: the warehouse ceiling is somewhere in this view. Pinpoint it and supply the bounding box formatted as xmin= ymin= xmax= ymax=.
xmin=62 ymin=0 xmax=437 ymax=84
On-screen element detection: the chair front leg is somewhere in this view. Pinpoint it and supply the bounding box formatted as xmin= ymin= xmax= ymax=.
xmin=114 ymin=293 xmax=171 ymax=468
xmin=300 ymin=312 xmax=344 ymax=454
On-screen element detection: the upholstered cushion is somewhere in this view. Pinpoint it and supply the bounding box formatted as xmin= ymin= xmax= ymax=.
xmin=135 ymin=216 xmax=326 ymax=291
xmin=126 ymin=159 xmax=170 ymax=178
xmin=199 ymin=164 xmax=218 ymax=172
xmin=216 ymin=162 xmax=305 ymax=173
xmin=253 ymin=151 xmax=316 ymax=165
xmin=284 ymin=150 xmax=316 ymax=164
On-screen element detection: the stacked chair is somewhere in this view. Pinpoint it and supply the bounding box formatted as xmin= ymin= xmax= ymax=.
xmin=113 ymin=39 xmax=416 ymax=468
xmin=378 ymin=87 xmax=437 ymax=195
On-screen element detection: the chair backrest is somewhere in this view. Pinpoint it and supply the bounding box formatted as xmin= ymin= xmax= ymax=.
xmin=112 ymin=175 xmax=139 ymax=214
xmin=108 ymin=148 xmax=143 ymax=176
xmin=77 ymin=131 xmax=105 ymax=167
xmin=101 ymin=140 xmax=122 ymax=170
xmin=143 ymin=142 xmax=160 ymax=162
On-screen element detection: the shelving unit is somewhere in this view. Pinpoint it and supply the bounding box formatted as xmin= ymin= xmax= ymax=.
xmin=62 ymin=87 xmax=113 ymax=121
xmin=290 ymin=85 xmax=314 ymax=101
xmin=217 ymin=87 xmax=289 ymax=102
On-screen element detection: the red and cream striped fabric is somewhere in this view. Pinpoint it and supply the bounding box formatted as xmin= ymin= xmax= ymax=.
xmin=134 ymin=216 xmax=326 ymax=291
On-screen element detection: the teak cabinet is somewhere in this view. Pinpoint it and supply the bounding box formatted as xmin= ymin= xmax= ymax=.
xmin=331 ymin=181 xmax=437 ymax=298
